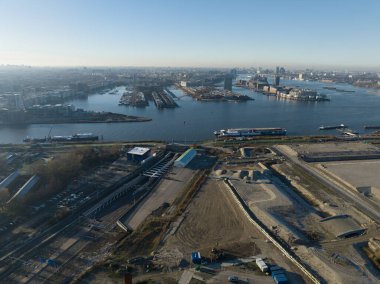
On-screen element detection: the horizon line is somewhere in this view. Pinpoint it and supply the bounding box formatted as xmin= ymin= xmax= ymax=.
xmin=1 ymin=64 xmax=379 ymax=73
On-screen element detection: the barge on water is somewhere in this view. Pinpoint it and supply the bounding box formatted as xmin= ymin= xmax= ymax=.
xmin=214 ymin=127 xmax=287 ymax=137
xmin=24 ymin=133 xmax=99 ymax=143
xmin=319 ymin=124 xmax=347 ymax=130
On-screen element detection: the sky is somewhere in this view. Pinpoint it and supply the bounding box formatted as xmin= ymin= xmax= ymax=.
xmin=0 ymin=0 xmax=379 ymax=70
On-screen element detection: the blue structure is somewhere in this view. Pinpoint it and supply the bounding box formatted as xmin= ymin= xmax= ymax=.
xmin=273 ymin=273 xmax=288 ymax=284
xmin=174 ymin=148 xmax=196 ymax=168
xmin=191 ymin=252 xmax=201 ymax=264
xmin=270 ymin=265 xmax=288 ymax=284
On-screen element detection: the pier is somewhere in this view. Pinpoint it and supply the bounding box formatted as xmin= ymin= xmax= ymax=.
xmin=152 ymin=91 xmax=178 ymax=109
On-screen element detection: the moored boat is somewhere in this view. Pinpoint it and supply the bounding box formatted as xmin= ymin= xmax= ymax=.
xmin=23 ymin=133 xmax=99 ymax=143
xmin=319 ymin=124 xmax=347 ymax=130
xmin=214 ymin=127 xmax=287 ymax=137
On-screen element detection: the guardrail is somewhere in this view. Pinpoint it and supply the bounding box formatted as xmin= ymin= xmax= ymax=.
xmin=223 ymin=178 xmax=322 ymax=284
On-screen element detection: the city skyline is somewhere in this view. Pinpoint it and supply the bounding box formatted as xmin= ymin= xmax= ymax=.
xmin=1 ymin=0 xmax=380 ymax=70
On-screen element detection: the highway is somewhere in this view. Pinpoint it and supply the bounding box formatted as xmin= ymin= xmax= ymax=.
xmin=273 ymin=145 xmax=380 ymax=224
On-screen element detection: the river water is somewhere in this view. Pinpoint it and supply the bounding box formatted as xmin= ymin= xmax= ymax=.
xmin=1 ymin=78 xmax=380 ymax=144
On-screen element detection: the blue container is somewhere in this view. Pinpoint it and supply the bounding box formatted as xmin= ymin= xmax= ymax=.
xmin=273 ymin=273 xmax=288 ymax=284
xmin=272 ymin=269 xmax=286 ymax=277
xmin=191 ymin=252 xmax=201 ymax=264
xmin=270 ymin=265 xmax=283 ymax=272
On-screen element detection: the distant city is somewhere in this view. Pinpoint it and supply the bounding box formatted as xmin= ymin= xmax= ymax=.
xmin=0 ymin=65 xmax=378 ymax=109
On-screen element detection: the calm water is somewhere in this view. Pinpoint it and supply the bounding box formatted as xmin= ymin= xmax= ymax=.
xmin=1 ymin=78 xmax=380 ymax=144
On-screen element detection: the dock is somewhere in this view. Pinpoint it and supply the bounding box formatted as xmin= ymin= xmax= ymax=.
xmin=152 ymin=91 xmax=178 ymax=109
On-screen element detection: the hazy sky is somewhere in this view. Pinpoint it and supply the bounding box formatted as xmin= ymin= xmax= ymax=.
xmin=0 ymin=0 xmax=379 ymax=69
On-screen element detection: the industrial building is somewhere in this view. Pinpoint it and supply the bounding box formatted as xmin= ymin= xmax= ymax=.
xmin=320 ymin=214 xmax=366 ymax=238
xmin=174 ymin=148 xmax=196 ymax=168
xmin=127 ymin=147 xmax=151 ymax=162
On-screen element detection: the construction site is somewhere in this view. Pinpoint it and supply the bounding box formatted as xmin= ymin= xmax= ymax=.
xmin=0 ymin=139 xmax=379 ymax=284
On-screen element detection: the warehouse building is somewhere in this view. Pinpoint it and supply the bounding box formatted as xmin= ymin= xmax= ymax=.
xmin=320 ymin=214 xmax=366 ymax=238
xmin=174 ymin=148 xmax=196 ymax=168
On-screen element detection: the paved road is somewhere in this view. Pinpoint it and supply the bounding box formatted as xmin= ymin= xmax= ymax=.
xmin=274 ymin=145 xmax=380 ymax=224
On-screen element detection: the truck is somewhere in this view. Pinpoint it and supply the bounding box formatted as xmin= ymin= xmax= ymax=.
xmin=256 ymin=258 xmax=269 ymax=273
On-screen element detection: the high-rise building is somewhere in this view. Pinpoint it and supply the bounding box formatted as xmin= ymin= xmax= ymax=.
xmin=273 ymin=66 xmax=281 ymax=86
xmin=230 ymin=68 xmax=237 ymax=78
xmin=274 ymin=75 xmax=280 ymax=86
xmin=224 ymin=74 xmax=233 ymax=91
xmin=7 ymin=94 xmax=25 ymax=111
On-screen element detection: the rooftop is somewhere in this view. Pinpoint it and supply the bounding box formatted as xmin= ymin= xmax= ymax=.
xmin=320 ymin=214 xmax=365 ymax=238
xmin=127 ymin=147 xmax=150 ymax=156
xmin=175 ymin=148 xmax=197 ymax=164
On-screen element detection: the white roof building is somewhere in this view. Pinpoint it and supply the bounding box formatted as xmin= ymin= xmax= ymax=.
xmin=127 ymin=147 xmax=150 ymax=156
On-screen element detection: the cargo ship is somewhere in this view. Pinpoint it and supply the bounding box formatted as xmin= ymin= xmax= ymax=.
xmin=319 ymin=124 xmax=347 ymax=130
xmin=364 ymin=125 xmax=380 ymax=130
xmin=24 ymin=133 xmax=99 ymax=143
xmin=214 ymin=127 xmax=287 ymax=137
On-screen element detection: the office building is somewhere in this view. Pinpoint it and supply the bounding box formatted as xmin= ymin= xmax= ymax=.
xmin=224 ymin=74 xmax=233 ymax=91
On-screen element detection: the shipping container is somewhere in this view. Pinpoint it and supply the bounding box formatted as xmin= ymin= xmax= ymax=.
xmin=191 ymin=252 xmax=201 ymax=264
xmin=273 ymin=273 xmax=288 ymax=284
xmin=271 ymin=269 xmax=286 ymax=277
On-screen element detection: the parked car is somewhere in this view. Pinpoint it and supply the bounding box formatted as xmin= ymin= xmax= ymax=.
xmin=228 ymin=275 xmax=239 ymax=282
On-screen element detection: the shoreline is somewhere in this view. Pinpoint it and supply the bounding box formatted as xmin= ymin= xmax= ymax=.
xmin=0 ymin=117 xmax=152 ymax=126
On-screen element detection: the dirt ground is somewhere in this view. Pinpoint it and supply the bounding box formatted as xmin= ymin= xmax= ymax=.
xmin=159 ymin=178 xmax=307 ymax=284
xmin=163 ymin=178 xmax=260 ymax=257
xmin=125 ymin=167 xmax=196 ymax=230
